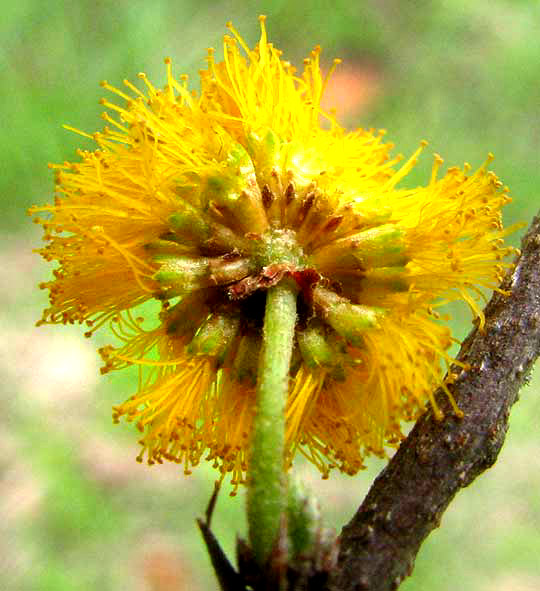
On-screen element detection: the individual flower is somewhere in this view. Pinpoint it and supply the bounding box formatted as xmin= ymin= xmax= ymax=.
xmin=31 ymin=16 xmax=516 ymax=493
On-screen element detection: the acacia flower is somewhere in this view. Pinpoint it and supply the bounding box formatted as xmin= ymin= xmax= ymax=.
xmin=31 ymin=16 xmax=516 ymax=494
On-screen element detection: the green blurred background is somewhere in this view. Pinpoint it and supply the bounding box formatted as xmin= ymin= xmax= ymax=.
xmin=2 ymin=1 xmax=539 ymax=590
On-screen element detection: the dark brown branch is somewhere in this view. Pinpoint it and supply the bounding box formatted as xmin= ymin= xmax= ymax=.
xmin=329 ymin=211 xmax=540 ymax=591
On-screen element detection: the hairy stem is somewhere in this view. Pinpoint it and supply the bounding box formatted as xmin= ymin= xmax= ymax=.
xmin=247 ymin=278 xmax=298 ymax=565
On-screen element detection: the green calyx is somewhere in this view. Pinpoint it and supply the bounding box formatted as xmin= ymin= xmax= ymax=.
xmin=312 ymin=223 xmax=408 ymax=271
xmin=297 ymin=323 xmax=333 ymax=369
xmin=297 ymin=320 xmax=349 ymax=381
xmin=167 ymin=202 xmax=252 ymax=254
xmin=363 ymin=266 xmax=410 ymax=292
xmin=352 ymin=223 xmax=408 ymax=265
xmin=164 ymin=295 xmax=210 ymax=337
xmin=246 ymin=129 xmax=283 ymax=224
xmin=312 ymin=286 xmax=386 ymax=347
xmin=168 ymin=205 xmax=211 ymax=244
xmin=153 ymin=254 xmax=252 ymax=297
xmin=154 ymin=255 xmax=209 ymax=294
xmin=232 ymin=331 xmax=261 ymax=385
xmin=187 ymin=311 xmax=240 ymax=364
xmin=297 ymin=320 xmax=335 ymax=368
xmin=204 ymin=142 xmax=268 ymax=235
xmin=254 ymin=227 xmax=306 ymax=269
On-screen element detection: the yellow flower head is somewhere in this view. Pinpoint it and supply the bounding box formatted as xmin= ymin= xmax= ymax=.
xmin=31 ymin=16 xmax=516 ymax=493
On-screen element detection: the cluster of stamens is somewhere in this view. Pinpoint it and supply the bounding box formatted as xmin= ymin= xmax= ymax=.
xmin=137 ymin=149 xmax=400 ymax=391
xmin=29 ymin=16 xmax=518 ymax=484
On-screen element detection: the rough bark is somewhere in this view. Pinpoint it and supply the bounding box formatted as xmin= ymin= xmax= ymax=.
xmin=329 ymin=211 xmax=540 ymax=591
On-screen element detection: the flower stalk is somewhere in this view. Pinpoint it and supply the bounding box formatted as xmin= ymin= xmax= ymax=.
xmin=248 ymin=278 xmax=298 ymax=565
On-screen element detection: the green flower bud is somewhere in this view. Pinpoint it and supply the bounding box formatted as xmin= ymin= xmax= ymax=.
xmin=363 ymin=266 xmax=410 ymax=292
xmin=153 ymin=255 xmax=211 ymax=293
xmin=164 ymin=295 xmax=210 ymax=337
xmin=297 ymin=321 xmax=335 ymax=369
xmin=204 ymin=142 xmax=268 ymax=234
xmin=168 ymin=204 xmax=211 ymax=244
xmin=187 ymin=311 xmax=240 ymax=363
xmin=312 ymin=223 xmax=408 ymax=270
xmin=153 ymin=254 xmax=252 ymax=296
xmin=312 ymin=286 xmax=385 ymax=346
xmin=246 ymin=129 xmax=283 ymax=223
xmin=232 ymin=331 xmax=261 ymax=385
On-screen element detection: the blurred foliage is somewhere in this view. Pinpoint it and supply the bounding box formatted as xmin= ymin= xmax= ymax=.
xmin=3 ymin=1 xmax=539 ymax=590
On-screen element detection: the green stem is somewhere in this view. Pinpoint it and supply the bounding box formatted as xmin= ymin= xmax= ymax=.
xmin=247 ymin=278 xmax=298 ymax=565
